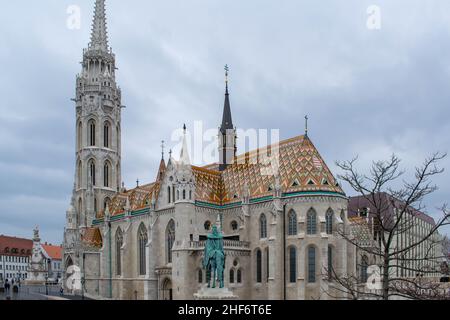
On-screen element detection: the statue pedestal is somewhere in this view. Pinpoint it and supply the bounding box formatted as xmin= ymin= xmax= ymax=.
xmin=194 ymin=285 xmax=238 ymax=300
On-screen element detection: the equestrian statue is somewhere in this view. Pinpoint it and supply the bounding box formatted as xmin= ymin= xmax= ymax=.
xmin=202 ymin=224 xmax=226 ymax=288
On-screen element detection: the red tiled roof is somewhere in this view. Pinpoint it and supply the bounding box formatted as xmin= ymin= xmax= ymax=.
xmin=0 ymin=235 xmax=33 ymax=257
xmin=41 ymin=244 xmax=63 ymax=260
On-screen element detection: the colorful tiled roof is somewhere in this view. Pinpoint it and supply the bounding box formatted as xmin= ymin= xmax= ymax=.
xmin=100 ymin=182 xmax=160 ymax=218
xmin=0 ymin=235 xmax=32 ymax=257
xmin=81 ymin=227 xmax=103 ymax=248
xmin=106 ymin=135 xmax=343 ymax=214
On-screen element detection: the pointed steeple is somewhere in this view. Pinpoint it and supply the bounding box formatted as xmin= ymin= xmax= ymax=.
xmin=89 ymin=0 xmax=109 ymax=52
xmin=157 ymin=158 xmax=166 ymax=181
xmin=218 ymin=65 xmax=237 ymax=171
xmin=220 ymin=65 xmax=233 ymax=134
xmin=179 ymin=124 xmax=191 ymax=165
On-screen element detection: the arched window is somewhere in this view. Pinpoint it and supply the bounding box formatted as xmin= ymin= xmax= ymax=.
xmin=307 ymin=208 xmax=317 ymax=235
xmin=138 ymin=224 xmax=148 ymax=275
xmin=77 ymin=160 xmax=82 ymax=188
xmin=259 ymin=214 xmax=267 ymax=239
xmin=77 ymin=122 xmax=82 ymax=150
xmin=116 ymin=228 xmax=123 ymax=276
xmin=198 ymin=269 xmax=203 ymax=284
xmin=360 ymin=255 xmax=369 ymax=283
xmin=166 ymin=220 xmax=175 ymax=263
xmin=103 ymin=121 xmax=110 ymax=148
xmin=328 ymin=245 xmax=333 ymax=281
xmin=183 ymin=189 xmax=186 ymax=200
xmin=172 ymin=187 xmax=175 ymax=204
xmin=94 ymin=197 xmax=97 ymax=215
xmin=237 ymin=269 xmax=242 ymax=283
xmin=256 ymin=249 xmax=262 ymax=283
xmin=88 ymin=120 xmax=96 ymax=146
xmin=103 ymin=162 xmax=110 ymax=187
xmin=88 ymin=160 xmax=96 ymax=186
xmin=326 ymin=209 xmax=334 ymax=235
xmin=307 ymin=246 xmax=316 ymax=283
xmin=289 ymin=246 xmax=297 ymax=283
xmin=204 ymin=221 xmax=211 ymax=231
xmin=229 ymin=269 xmax=235 ymax=283
xmin=288 ymin=210 xmax=297 ymax=235
xmin=231 ymin=220 xmax=238 ymax=231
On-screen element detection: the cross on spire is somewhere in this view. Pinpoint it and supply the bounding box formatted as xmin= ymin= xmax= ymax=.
xmin=224 ymin=64 xmax=230 ymax=94
xmin=305 ymin=115 xmax=309 ymax=137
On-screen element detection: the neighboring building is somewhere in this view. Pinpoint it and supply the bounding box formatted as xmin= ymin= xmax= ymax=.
xmin=348 ymin=192 xmax=444 ymax=283
xmin=63 ymin=0 xmax=356 ymax=300
xmin=41 ymin=243 xmax=63 ymax=281
xmin=0 ymin=235 xmax=32 ymax=283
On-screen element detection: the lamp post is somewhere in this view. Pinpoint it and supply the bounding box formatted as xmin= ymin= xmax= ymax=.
xmin=45 ymin=275 xmax=49 ymax=296
xmin=81 ymin=276 xmax=85 ymax=300
xmin=46 ymin=258 xmax=51 ymax=295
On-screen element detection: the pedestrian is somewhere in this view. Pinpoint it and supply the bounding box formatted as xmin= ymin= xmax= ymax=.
xmin=4 ymin=279 xmax=9 ymax=292
xmin=60 ymin=286 xmax=64 ymax=296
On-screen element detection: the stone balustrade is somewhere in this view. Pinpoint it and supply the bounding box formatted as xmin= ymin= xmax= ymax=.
xmin=188 ymin=240 xmax=250 ymax=250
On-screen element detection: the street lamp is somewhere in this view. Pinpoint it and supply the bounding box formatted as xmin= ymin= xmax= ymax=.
xmin=45 ymin=275 xmax=49 ymax=296
xmin=46 ymin=258 xmax=51 ymax=296
xmin=81 ymin=276 xmax=85 ymax=300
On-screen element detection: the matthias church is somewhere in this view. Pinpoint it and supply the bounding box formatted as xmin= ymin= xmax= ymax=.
xmin=63 ymin=0 xmax=356 ymax=300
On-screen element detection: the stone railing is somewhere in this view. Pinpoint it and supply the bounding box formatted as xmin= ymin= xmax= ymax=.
xmin=188 ymin=240 xmax=250 ymax=250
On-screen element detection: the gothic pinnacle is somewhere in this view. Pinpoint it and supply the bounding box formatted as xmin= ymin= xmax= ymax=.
xmin=89 ymin=0 xmax=109 ymax=52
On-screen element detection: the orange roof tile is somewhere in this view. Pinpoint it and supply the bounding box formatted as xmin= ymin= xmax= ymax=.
xmin=41 ymin=244 xmax=63 ymax=260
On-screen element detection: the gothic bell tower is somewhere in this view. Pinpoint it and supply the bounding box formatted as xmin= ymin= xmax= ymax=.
xmin=72 ymin=0 xmax=122 ymax=228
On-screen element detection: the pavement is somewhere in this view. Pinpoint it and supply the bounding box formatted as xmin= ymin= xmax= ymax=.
xmin=0 ymin=285 xmax=92 ymax=301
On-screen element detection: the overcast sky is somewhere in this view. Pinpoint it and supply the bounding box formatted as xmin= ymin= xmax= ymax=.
xmin=1 ymin=0 xmax=449 ymax=244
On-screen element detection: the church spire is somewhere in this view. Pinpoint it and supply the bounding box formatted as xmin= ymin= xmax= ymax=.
xmin=218 ymin=65 xmax=237 ymax=171
xmin=220 ymin=65 xmax=233 ymax=134
xmin=89 ymin=0 xmax=109 ymax=52
xmin=179 ymin=124 xmax=191 ymax=165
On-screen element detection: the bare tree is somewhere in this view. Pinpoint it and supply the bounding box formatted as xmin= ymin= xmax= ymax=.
xmin=326 ymin=153 xmax=450 ymax=300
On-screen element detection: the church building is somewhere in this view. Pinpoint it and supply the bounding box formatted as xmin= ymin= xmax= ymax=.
xmin=63 ymin=0 xmax=356 ymax=300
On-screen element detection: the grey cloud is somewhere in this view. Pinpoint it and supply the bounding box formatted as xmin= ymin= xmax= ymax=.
xmin=0 ymin=0 xmax=449 ymax=242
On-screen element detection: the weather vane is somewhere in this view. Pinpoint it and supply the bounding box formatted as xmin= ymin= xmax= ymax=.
xmin=224 ymin=64 xmax=229 ymax=84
